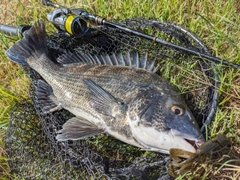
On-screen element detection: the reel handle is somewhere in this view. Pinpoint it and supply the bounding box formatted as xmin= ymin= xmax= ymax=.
xmin=42 ymin=0 xmax=61 ymax=8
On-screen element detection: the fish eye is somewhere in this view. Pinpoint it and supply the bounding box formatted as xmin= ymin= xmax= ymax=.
xmin=171 ymin=105 xmax=184 ymax=116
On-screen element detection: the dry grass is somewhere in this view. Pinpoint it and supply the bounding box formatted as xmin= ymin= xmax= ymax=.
xmin=0 ymin=0 xmax=239 ymax=179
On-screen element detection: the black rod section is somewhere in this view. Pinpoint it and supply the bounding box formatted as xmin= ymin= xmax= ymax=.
xmin=104 ymin=20 xmax=240 ymax=68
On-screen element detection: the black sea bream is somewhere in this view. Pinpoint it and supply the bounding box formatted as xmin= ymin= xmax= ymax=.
xmin=6 ymin=20 xmax=204 ymax=154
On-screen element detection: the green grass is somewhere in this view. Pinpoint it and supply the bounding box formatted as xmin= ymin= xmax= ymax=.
xmin=0 ymin=0 xmax=240 ymax=179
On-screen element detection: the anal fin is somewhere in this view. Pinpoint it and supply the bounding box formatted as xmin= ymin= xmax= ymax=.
xmin=35 ymin=79 xmax=62 ymax=113
xmin=56 ymin=117 xmax=104 ymax=141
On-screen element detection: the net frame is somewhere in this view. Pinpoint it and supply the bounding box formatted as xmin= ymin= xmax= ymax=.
xmin=4 ymin=18 xmax=218 ymax=180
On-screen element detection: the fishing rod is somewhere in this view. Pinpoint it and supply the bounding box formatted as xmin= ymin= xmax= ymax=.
xmin=0 ymin=24 xmax=31 ymax=38
xmin=42 ymin=0 xmax=240 ymax=69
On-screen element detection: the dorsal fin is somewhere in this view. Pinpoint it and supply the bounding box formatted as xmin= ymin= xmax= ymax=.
xmin=57 ymin=51 xmax=159 ymax=73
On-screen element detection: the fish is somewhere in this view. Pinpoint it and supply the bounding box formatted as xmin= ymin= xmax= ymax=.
xmin=6 ymin=20 xmax=205 ymax=154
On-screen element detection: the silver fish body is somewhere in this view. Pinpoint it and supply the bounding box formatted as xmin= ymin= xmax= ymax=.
xmin=6 ymin=20 xmax=204 ymax=154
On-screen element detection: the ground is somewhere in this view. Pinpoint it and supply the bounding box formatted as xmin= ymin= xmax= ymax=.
xmin=0 ymin=0 xmax=239 ymax=179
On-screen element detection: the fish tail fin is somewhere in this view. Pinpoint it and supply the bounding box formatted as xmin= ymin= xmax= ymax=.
xmin=6 ymin=20 xmax=47 ymax=67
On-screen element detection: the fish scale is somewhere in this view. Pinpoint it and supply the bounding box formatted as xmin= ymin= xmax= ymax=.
xmin=6 ymin=20 xmax=205 ymax=154
xmin=42 ymin=65 xmax=151 ymax=103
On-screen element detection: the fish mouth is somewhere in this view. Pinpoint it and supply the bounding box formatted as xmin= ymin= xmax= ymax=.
xmin=184 ymin=138 xmax=204 ymax=150
xmin=171 ymin=129 xmax=205 ymax=151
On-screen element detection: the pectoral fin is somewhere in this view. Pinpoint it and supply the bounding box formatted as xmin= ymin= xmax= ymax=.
xmin=35 ymin=80 xmax=62 ymax=113
xmin=56 ymin=117 xmax=104 ymax=141
xmin=84 ymin=79 xmax=127 ymax=117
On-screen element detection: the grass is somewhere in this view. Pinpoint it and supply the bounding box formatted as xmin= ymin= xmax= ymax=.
xmin=0 ymin=0 xmax=240 ymax=179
